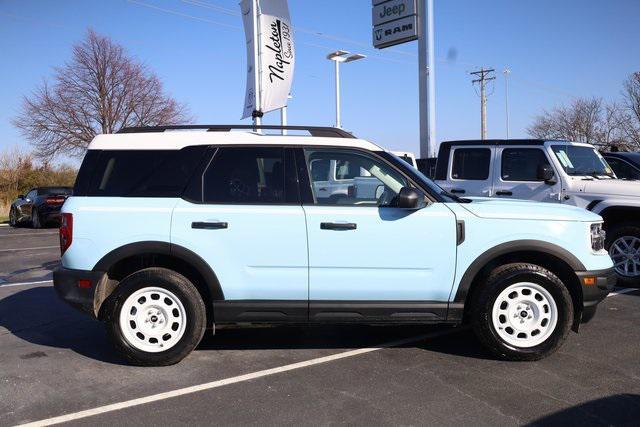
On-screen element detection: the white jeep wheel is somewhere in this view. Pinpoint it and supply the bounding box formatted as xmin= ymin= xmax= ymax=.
xmin=491 ymin=282 xmax=558 ymax=348
xmin=119 ymin=286 xmax=188 ymax=353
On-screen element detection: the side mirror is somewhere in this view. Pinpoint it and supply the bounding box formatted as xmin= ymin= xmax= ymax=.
xmin=396 ymin=187 xmax=426 ymax=209
xmin=537 ymin=164 xmax=557 ymax=185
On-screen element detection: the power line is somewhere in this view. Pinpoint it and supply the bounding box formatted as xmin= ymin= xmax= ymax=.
xmin=471 ymin=67 xmax=495 ymax=140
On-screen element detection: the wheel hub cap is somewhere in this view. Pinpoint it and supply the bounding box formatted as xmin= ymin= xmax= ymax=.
xmin=119 ymin=287 xmax=187 ymax=353
xmin=492 ymin=282 xmax=558 ymax=348
xmin=610 ymin=236 xmax=640 ymax=277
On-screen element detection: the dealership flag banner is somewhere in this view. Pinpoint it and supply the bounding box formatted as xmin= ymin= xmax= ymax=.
xmin=240 ymin=0 xmax=295 ymax=119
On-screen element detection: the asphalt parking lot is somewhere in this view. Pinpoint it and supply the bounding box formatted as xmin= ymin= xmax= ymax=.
xmin=1 ymin=226 xmax=639 ymax=426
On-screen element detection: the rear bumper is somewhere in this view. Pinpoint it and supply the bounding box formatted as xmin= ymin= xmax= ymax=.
xmin=576 ymin=267 xmax=617 ymax=308
xmin=53 ymin=268 xmax=109 ymax=318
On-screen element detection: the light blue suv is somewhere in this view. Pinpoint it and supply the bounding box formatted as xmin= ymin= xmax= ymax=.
xmin=54 ymin=125 xmax=615 ymax=366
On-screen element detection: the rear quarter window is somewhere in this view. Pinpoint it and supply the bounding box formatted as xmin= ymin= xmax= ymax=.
xmin=73 ymin=146 xmax=208 ymax=197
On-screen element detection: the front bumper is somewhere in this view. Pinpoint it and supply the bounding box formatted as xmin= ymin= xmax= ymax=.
xmin=53 ymin=268 xmax=110 ymax=318
xmin=576 ymin=267 xmax=617 ymax=308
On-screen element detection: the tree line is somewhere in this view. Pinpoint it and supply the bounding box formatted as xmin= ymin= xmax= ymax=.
xmin=528 ymin=73 xmax=640 ymax=150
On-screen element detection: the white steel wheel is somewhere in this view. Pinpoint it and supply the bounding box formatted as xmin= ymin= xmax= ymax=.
xmin=491 ymin=282 xmax=558 ymax=348
xmin=119 ymin=287 xmax=188 ymax=353
xmin=609 ymin=236 xmax=640 ymax=277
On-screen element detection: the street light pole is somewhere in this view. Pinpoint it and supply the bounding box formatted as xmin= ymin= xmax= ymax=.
xmin=503 ymin=69 xmax=511 ymax=139
xmin=280 ymin=94 xmax=292 ymax=135
xmin=327 ymin=51 xmax=366 ymax=129
xmin=334 ymin=60 xmax=341 ymax=129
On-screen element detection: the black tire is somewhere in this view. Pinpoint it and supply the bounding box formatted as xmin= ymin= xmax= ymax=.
xmin=470 ymin=263 xmax=573 ymax=361
xmin=104 ymin=267 xmax=206 ymax=366
xmin=9 ymin=207 xmax=17 ymax=227
xmin=31 ymin=208 xmax=41 ymax=229
xmin=605 ymin=223 xmax=640 ymax=287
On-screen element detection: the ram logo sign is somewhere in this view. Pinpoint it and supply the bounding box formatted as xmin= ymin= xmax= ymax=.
xmin=372 ymin=15 xmax=418 ymax=49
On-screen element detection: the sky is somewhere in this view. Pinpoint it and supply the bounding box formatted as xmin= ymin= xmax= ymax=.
xmin=1 ymin=0 xmax=639 ymax=161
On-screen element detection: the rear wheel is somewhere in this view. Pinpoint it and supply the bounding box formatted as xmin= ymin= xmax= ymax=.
xmin=31 ymin=208 xmax=41 ymax=229
xmin=470 ymin=263 xmax=573 ymax=361
xmin=105 ymin=268 xmax=206 ymax=366
xmin=606 ymin=224 xmax=640 ymax=286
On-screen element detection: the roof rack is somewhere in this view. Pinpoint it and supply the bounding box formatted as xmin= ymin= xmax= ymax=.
xmin=117 ymin=125 xmax=356 ymax=139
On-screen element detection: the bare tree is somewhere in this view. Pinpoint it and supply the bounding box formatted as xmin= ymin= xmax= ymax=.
xmin=621 ymin=72 xmax=640 ymax=146
xmin=13 ymin=30 xmax=190 ymax=159
xmin=528 ymin=97 xmax=631 ymax=150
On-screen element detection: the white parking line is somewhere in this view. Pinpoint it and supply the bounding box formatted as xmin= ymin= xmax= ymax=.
xmin=0 ymin=245 xmax=59 ymax=253
xmin=607 ymin=287 xmax=639 ymax=297
xmin=0 ymin=231 xmax=58 ymax=237
xmin=0 ymin=279 xmax=53 ymax=288
xmin=18 ymin=328 xmax=458 ymax=427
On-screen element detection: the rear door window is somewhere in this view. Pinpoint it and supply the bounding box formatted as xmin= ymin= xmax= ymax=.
xmin=202 ymin=147 xmax=296 ymax=204
xmin=451 ymin=148 xmax=491 ymax=180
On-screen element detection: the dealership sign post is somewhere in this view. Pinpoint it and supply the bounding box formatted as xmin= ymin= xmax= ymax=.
xmin=240 ymin=0 xmax=295 ymax=127
xmin=372 ymin=0 xmax=435 ymax=158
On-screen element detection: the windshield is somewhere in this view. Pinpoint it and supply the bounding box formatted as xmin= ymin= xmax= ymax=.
xmin=551 ymin=145 xmax=614 ymax=177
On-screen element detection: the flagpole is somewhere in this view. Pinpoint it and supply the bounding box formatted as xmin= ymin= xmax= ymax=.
xmin=251 ymin=0 xmax=262 ymax=130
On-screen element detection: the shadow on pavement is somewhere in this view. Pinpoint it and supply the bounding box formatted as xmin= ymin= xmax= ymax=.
xmin=199 ymin=325 xmax=495 ymax=359
xmin=0 ymin=286 xmax=126 ymax=365
xmin=526 ymin=394 xmax=640 ymax=426
xmin=1 ymin=286 xmax=497 ymax=365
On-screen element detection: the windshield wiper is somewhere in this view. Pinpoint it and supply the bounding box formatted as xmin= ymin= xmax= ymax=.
xmin=441 ymin=190 xmax=472 ymax=203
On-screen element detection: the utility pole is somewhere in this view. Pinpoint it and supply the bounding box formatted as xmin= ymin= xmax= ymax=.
xmin=503 ymin=69 xmax=511 ymax=139
xmin=471 ymin=68 xmax=495 ymax=140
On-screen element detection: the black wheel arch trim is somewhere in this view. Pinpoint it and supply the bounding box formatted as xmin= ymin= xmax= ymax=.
xmin=93 ymin=241 xmax=224 ymax=300
xmin=453 ymin=240 xmax=586 ymax=304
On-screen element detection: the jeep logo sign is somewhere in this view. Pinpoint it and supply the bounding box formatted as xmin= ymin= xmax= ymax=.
xmin=372 ymin=15 xmax=418 ymax=49
xmin=372 ymin=0 xmax=416 ymax=26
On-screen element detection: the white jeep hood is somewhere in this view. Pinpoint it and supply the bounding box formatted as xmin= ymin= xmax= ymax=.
xmin=462 ymin=198 xmax=601 ymax=222
xmin=581 ymin=179 xmax=640 ymax=197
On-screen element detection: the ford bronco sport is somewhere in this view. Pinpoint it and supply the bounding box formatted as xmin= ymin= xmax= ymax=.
xmin=54 ymin=126 xmax=614 ymax=366
xmin=435 ymin=139 xmax=640 ymax=285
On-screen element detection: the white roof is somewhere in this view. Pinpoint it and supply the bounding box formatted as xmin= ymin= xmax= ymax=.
xmin=88 ymin=131 xmax=384 ymax=151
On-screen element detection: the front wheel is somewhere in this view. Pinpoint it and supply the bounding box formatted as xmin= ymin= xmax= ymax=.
xmin=105 ymin=268 xmax=206 ymax=366
xmin=470 ymin=263 xmax=573 ymax=361
xmin=606 ymin=224 xmax=640 ymax=286
xmin=9 ymin=207 xmax=17 ymax=227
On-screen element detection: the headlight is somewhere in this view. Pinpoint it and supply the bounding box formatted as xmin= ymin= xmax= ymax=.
xmin=591 ymin=223 xmax=606 ymax=252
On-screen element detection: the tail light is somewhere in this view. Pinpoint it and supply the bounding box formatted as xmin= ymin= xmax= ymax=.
xmin=45 ymin=196 xmax=66 ymax=205
xmin=59 ymin=213 xmax=73 ymax=255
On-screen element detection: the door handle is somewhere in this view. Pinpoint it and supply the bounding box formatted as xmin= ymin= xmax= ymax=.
xmin=496 ymin=190 xmax=513 ymax=196
xmin=450 ymin=188 xmax=466 ymax=194
xmin=320 ymin=222 xmax=357 ymax=231
xmin=192 ymin=221 xmax=228 ymax=230
xmin=318 ymin=188 xmax=328 ymax=192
